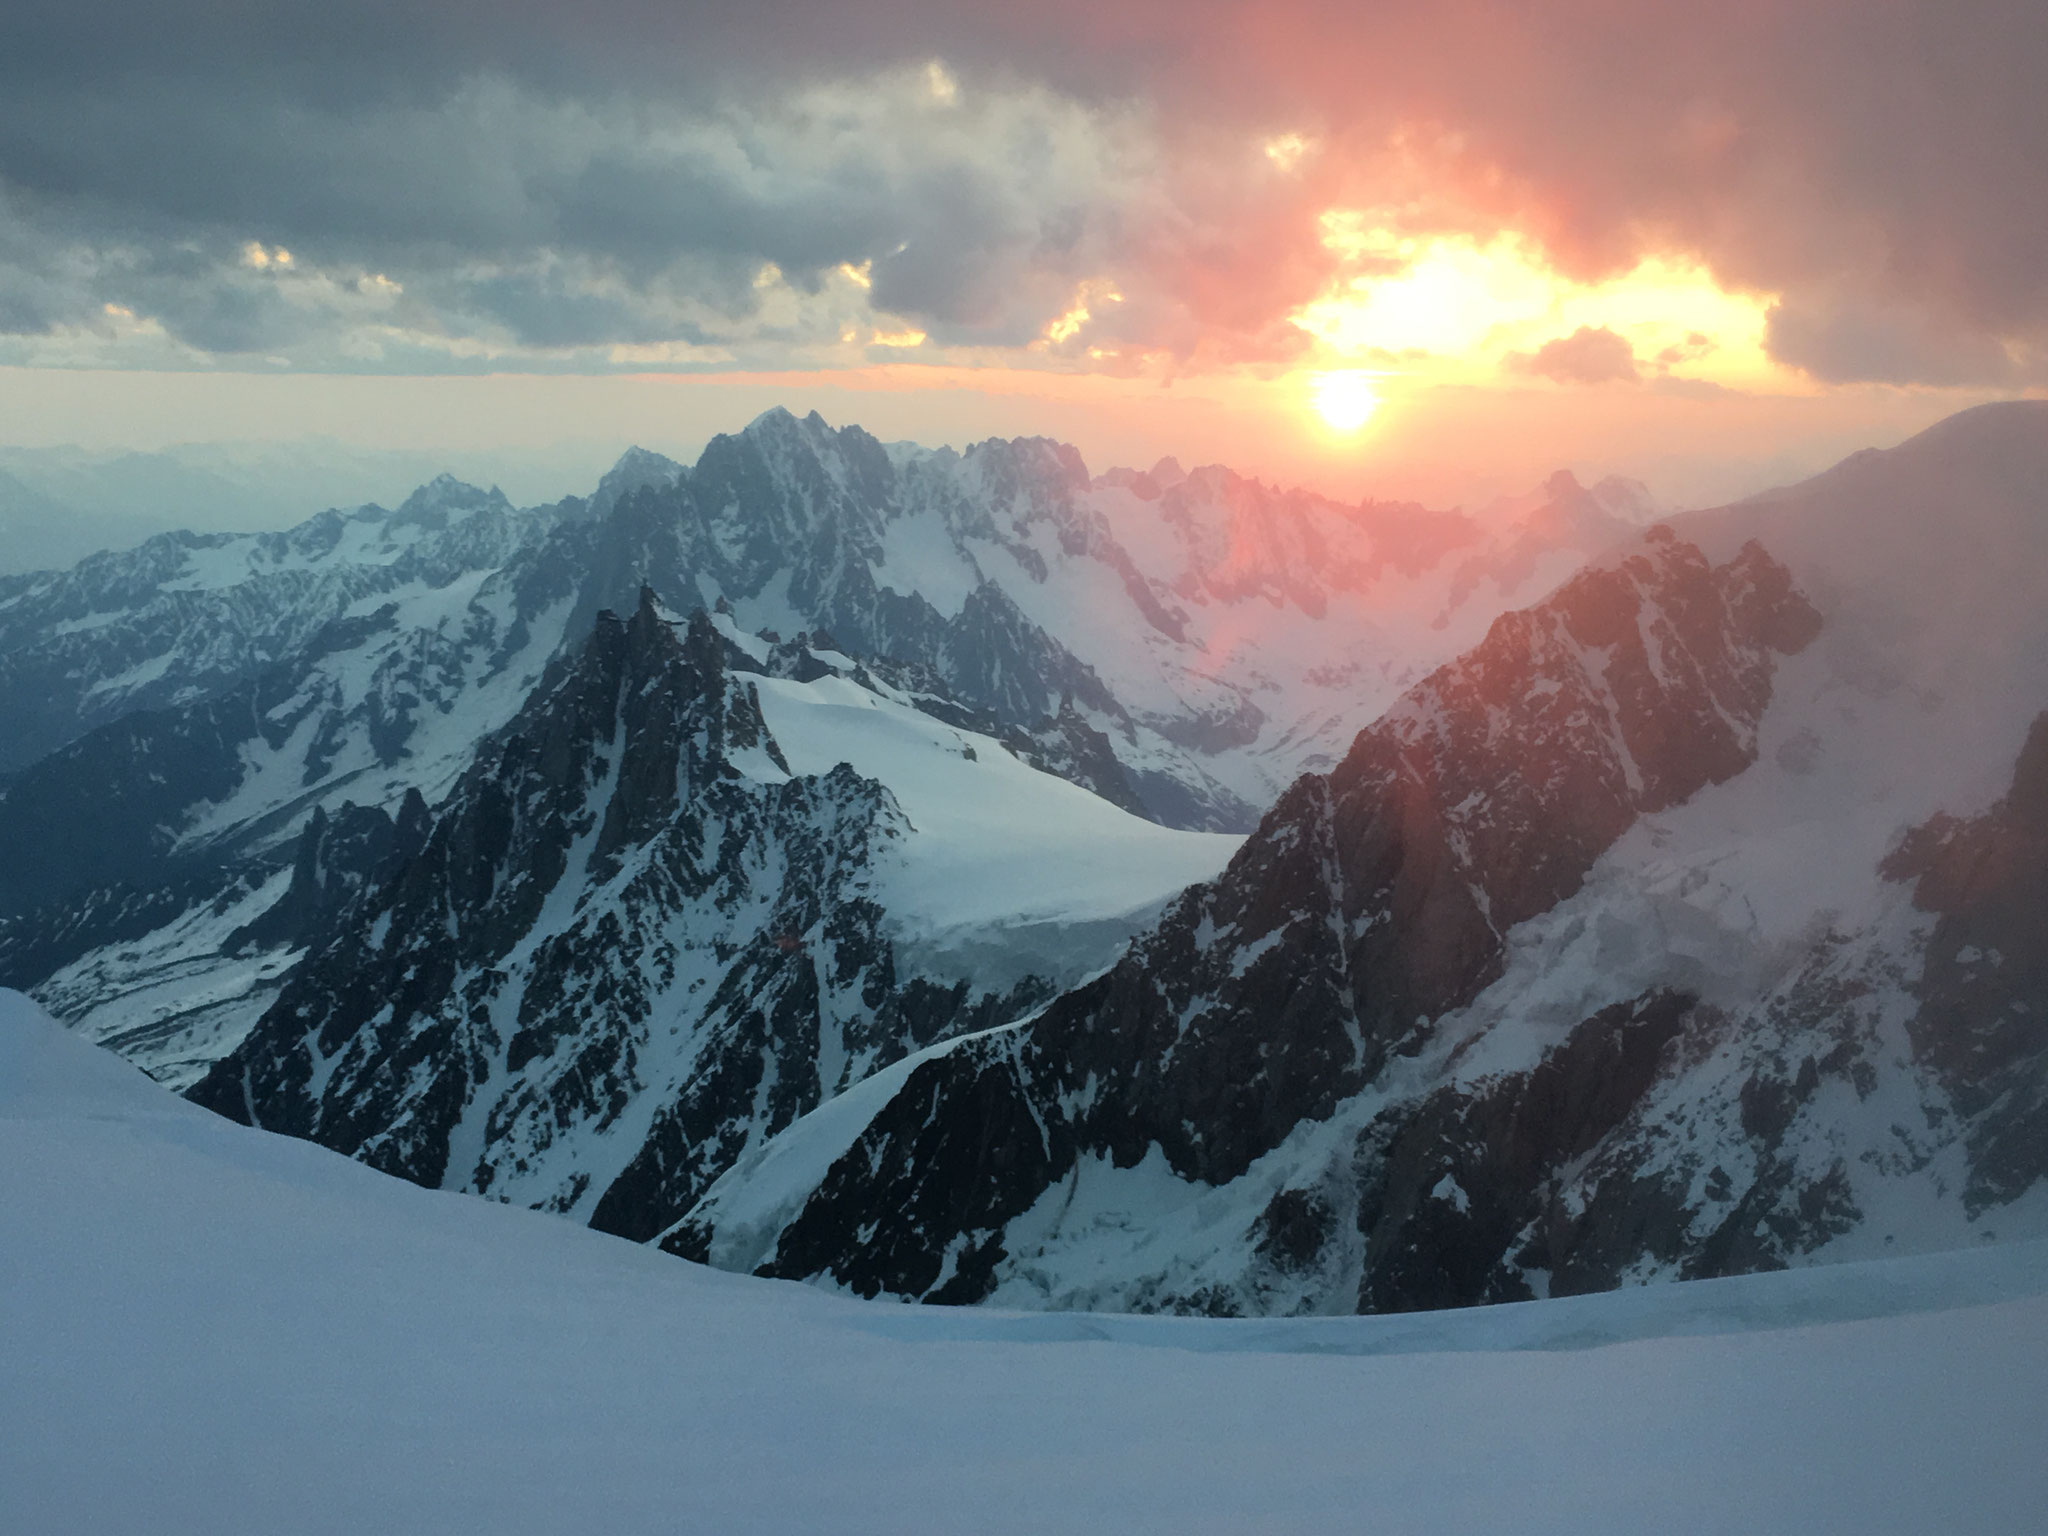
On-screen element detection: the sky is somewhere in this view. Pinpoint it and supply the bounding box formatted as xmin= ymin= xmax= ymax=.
xmin=1 ymin=0 xmax=2043 ymax=509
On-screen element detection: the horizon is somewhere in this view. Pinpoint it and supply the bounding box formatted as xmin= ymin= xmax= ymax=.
xmin=5 ymin=2 xmax=2045 ymax=520
xmin=8 ymin=391 xmax=2035 ymax=553
xmin=0 ymin=366 xmax=2021 ymax=517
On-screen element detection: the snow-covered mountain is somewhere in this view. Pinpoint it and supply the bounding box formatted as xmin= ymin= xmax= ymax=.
xmin=0 ymin=439 xmax=624 ymax=577
xmin=7 ymin=987 xmax=2046 ymax=1536
xmin=505 ymin=410 xmax=1635 ymax=828
xmin=0 ymin=409 xmax=1614 ymax=1096
xmin=0 ymin=408 xmax=1630 ymax=811
xmin=0 ymin=472 xmax=574 ymax=777
xmin=177 ymin=592 xmax=1237 ymax=1241
xmin=667 ymin=403 xmax=2048 ymax=1311
xmin=11 ymin=399 xmax=2045 ymax=1323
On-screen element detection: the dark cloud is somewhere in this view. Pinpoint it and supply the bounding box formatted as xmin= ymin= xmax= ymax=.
xmin=0 ymin=0 xmax=2043 ymax=381
xmin=1764 ymin=290 xmax=2033 ymax=387
xmin=0 ymin=64 xmax=1158 ymax=360
xmin=1510 ymin=325 xmax=1639 ymax=385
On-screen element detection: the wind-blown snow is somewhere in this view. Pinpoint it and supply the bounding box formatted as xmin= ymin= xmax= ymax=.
xmin=4 ymin=990 xmax=2045 ymax=1536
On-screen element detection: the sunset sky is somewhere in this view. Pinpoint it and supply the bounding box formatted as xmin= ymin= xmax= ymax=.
xmin=2 ymin=0 xmax=2042 ymax=507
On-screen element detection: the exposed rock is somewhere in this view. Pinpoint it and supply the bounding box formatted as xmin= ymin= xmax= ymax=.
xmin=189 ymin=590 xmax=1074 ymax=1242
xmin=1353 ymin=989 xmax=1698 ymax=1312
xmin=1890 ymin=711 xmax=2048 ymax=1209
xmin=732 ymin=530 xmax=1823 ymax=1303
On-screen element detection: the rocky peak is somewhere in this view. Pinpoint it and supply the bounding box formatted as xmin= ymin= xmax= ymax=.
xmin=184 ymin=589 xmax=1067 ymax=1233
xmin=1588 ymin=475 xmax=1662 ymax=525
xmin=1513 ymin=467 xmax=1634 ymax=546
xmin=739 ymin=529 xmax=1825 ymax=1299
xmin=393 ymin=473 xmax=510 ymax=526
xmin=691 ymin=411 xmax=896 ymax=573
xmin=224 ymin=792 xmax=431 ymax=955
xmin=587 ymin=447 xmax=685 ymax=520
xmin=588 ymin=592 xmax=783 ymax=875
xmin=605 ymin=446 xmax=684 ymax=487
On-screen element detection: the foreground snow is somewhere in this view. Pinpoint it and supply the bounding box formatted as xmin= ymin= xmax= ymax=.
xmin=5 ymin=990 xmax=2045 ymax=1536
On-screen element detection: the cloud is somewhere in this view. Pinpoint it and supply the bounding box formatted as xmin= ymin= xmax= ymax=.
xmin=1508 ymin=326 xmax=1639 ymax=385
xmin=0 ymin=1 xmax=2043 ymax=383
xmin=0 ymin=66 xmax=1188 ymax=365
xmin=1764 ymin=290 xmax=2035 ymax=387
xmin=1655 ymin=332 xmax=1717 ymax=370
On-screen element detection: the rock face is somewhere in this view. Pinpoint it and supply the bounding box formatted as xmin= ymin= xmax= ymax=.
xmin=1350 ymin=988 xmax=1702 ymax=1312
xmin=684 ymin=530 xmax=1828 ymax=1301
xmin=1888 ymin=713 xmax=2048 ymax=1211
xmin=222 ymin=793 xmax=433 ymax=955
xmin=185 ymin=592 xmax=1115 ymax=1240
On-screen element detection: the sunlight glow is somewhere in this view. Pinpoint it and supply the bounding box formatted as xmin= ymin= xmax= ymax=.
xmin=241 ymin=242 xmax=293 ymax=271
xmin=1310 ymin=371 xmax=1380 ymax=433
xmin=1038 ymin=281 xmax=1125 ymax=348
xmin=1290 ymin=217 xmax=1781 ymax=389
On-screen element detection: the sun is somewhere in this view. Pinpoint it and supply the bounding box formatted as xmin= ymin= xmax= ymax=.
xmin=1310 ymin=371 xmax=1380 ymax=433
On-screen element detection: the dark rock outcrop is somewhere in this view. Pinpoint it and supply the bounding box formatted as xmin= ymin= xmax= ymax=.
xmin=189 ymin=590 xmax=1059 ymax=1242
xmin=736 ymin=530 xmax=1823 ymax=1301
xmin=1352 ymin=989 xmax=1698 ymax=1312
xmin=224 ymin=793 xmax=430 ymax=954
xmin=1888 ymin=711 xmax=2048 ymax=1209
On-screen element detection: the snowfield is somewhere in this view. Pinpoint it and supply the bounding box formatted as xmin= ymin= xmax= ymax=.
xmin=6 ymin=988 xmax=2046 ymax=1536
xmin=748 ymin=668 xmax=1243 ymax=942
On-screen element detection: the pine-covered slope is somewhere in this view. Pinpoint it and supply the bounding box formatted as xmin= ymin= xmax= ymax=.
xmin=185 ymin=591 xmax=1238 ymax=1243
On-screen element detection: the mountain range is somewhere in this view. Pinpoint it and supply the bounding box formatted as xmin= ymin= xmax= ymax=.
xmin=4 ymin=399 xmax=2044 ymax=1317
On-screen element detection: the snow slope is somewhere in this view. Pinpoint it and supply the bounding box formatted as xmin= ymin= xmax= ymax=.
xmin=748 ymin=667 xmax=1240 ymax=972
xmin=5 ymin=990 xmax=2047 ymax=1536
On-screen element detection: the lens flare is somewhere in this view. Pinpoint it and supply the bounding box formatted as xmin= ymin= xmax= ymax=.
xmin=1311 ymin=371 xmax=1380 ymax=433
